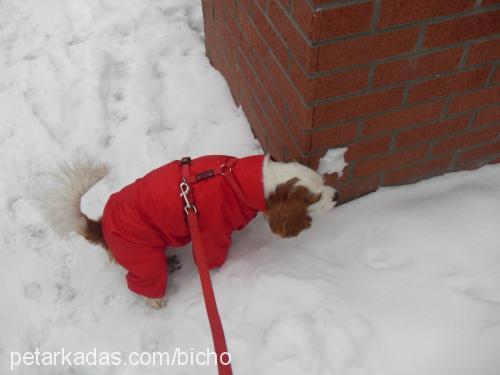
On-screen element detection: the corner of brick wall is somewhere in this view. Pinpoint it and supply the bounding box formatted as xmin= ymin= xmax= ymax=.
xmin=202 ymin=0 xmax=500 ymax=202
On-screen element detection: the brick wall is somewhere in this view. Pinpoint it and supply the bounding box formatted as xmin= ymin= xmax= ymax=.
xmin=201 ymin=0 xmax=500 ymax=201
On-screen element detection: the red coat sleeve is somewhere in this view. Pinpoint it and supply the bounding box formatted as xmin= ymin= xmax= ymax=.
xmin=125 ymin=249 xmax=168 ymax=298
xmin=197 ymin=227 xmax=232 ymax=269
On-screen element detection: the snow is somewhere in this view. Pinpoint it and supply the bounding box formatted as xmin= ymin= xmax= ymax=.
xmin=1 ymin=1 xmax=500 ymax=374
xmin=317 ymin=148 xmax=348 ymax=176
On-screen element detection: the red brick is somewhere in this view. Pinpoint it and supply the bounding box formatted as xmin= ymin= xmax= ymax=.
xmin=265 ymin=50 xmax=314 ymax=126
xmin=237 ymin=29 xmax=287 ymax=119
xmin=202 ymin=0 xmax=500 ymax=200
xmin=241 ymin=91 xmax=268 ymax=149
xmin=291 ymin=0 xmax=321 ymax=40
xmin=493 ymin=67 xmax=500 ymax=83
xmin=222 ymin=19 xmax=243 ymax=58
xmin=237 ymin=7 xmax=262 ymax=62
xmin=458 ymin=140 xmax=500 ymax=165
xmin=458 ymin=156 xmax=499 ymax=171
xmin=482 ymin=0 xmax=500 ymax=5
xmin=249 ymin=118 xmax=268 ymax=152
xmin=408 ymin=67 xmax=490 ymax=103
xmin=314 ymin=87 xmax=404 ymax=127
xmin=311 ymin=0 xmax=337 ymax=4
xmin=252 ymin=50 xmax=288 ymax=118
xmin=238 ymin=48 xmax=259 ymax=94
xmin=268 ymin=137 xmax=285 ymax=160
xmin=238 ymin=47 xmax=284 ymax=125
xmin=251 ymin=94 xmax=290 ymax=159
xmin=239 ymin=40 xmax=286 ymax=122
xmin=317 ymin=27 xmax=420 ymax=71
xmin=424 ymin=10 xmax=500 ymax=48
xmin=448 ymin=85 xmax=500 ymax=114
xmin=475 ymin=104 xmax=500 ymax=127
xmin=335 ymin=175 xmax=381 ymax=202
xmin=354 ymin=145 xmax=428 ymax=177
xmin=305 ymin=153 xmax=321 ymax=170
xmin=268 ymin=1 xmax=317 ymax=71
xmin=202 ymin=0 xmax=214 ymax=25
xmin=491 ymin=155 xmax=500 ymax=164
xmin=320 ymin=2 xmax=374 ymax=39
xmin=248 ymin=0 xmax=289 ymax=69
xmin=264 ymin=111 xmax=288 ymax=158
xmin=224 ymin=0 xmax=237 ymax=19
xmin=294 ymin=1 xmax=374 ymax=40
xmin=238 ymin=0 xmax=256 ymax=13
xmin=290 ymin=57 xmax=370 ymax=102
xmin=310 ymin=123 xmax=358 ymax=149
xmin=289 ymin=57 xmax=314 ymax=103
xmin=384 ymin=156 xmax=453 ymax=185
xmin=322 ymin=168 xmax=350 ymax=186
xmin=217 ymin=29 xmax=237 ymax=63
xmin=212 ymin=0 xmax=225 ymax=24
xmin=345 ymin=135 xmax=392 ymax=161
xmin=267 ymin=103 xmax=304 ymax=157
xmin=312 ymin=67 xmax=370 ymax=101
xmin=432 ymin=124 xmax=500 ymax=155
xmin=241 ymin=74 xmax=268 ymax=121
xmin=363 ymin=100 xmax=444 ymax=135
xmin=220 ymin=62 xmax=240 ymax=105
xmin=279 ymin=0 xmax=292 ymax=10
xmin=379 ymin=0 xmax=474 ymax=28
xmin=467 ymin=38 xmax=500 ymax=66
xmin=286 ymin=113 xmax=310 ymax=152
xmin=396 ymin=116 xmax=469 ymax=148
xmin=373 ymin=48 xmax=463 ymax=87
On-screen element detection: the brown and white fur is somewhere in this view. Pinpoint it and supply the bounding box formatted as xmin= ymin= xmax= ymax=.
xmin=42 ymin=156 xmax=338 ymax=308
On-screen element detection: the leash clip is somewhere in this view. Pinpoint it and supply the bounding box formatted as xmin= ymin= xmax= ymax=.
xmin=180 ymin=178 xmax=197 ymax=213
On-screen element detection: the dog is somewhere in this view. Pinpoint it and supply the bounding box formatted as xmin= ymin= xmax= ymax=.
xmin=43 ymin=155 xmax=338 ymax=308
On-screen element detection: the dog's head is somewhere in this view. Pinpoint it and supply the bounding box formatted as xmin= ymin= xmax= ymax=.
xmin=264 ymin=177 xmax=337 ymax=238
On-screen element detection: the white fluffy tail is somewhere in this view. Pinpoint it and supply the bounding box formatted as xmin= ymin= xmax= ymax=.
xmin=42 ymin=159 xmax=109 ymax=238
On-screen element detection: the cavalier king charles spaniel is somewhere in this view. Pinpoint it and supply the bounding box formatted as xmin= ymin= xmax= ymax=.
xmin=42 ymin=155 xmax=338 ymax=308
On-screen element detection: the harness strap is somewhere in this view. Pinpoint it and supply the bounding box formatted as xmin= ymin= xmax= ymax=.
xmin=217 ymin=158 xmax=253 ymax=210
xmin=184 ymin=157 xmax=252 ymax=209
xmin=180 ymin=157 xmax=233 ymax=375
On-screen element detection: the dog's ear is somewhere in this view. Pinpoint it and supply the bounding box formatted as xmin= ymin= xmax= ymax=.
xmin=265 ymin=178 xmax=321 ymax=238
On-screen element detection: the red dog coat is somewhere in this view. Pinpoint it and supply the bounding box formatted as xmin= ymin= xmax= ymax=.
xmin=101 ymin=155 xmax=266 ymax=298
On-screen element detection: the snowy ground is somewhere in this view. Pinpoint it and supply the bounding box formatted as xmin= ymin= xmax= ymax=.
xmin=1 ymin=1 xmax=500 ymax=374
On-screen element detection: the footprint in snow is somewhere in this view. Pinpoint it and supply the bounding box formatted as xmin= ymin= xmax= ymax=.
xmin=54 ymin=282 xmax=77 ymax=303
xmin=257 ymin=314 xmax=327 ymax=373
xmin=99 ymin=134 xmax=115 ymax=148
xmin=365 ymin=248 xmax=414 ymax=270
xmin=186 ymin=5 xmax=204 ymax=34
xmin=102 ymin=59 xmax=132 ymax=124
xmin=158 ymin=4 xmax=189 ymax=19
xmin=24 ymin=282 xmax=42 ymax=299
xmin=23 ymin=223 xmax=54 ymax=250
xmin=444 ymin=274 xmax=500 ymax=305
xmin=183 ymin=298 xmax=204 ymax=319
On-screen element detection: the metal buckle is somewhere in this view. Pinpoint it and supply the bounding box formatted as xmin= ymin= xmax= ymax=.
xmin=180 ymin=178 xmax=197 ymax=213
xmin=219 ymin=164 xmax=232 ymax=176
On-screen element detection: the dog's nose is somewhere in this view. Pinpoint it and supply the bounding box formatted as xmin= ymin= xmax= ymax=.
xmin=332 ymin=191 xmax=339 ymax=202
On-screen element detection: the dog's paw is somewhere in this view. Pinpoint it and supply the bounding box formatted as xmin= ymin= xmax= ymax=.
xmin=309 ymin=185 xmax=338 ymax=215
xmin=144 ymin=296 xmax=167 ymax=309
xmin=167 ymin=255 xmax=182 ymax=274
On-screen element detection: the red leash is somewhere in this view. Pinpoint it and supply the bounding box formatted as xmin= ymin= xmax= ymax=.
xmin=180 ymin=157 xmax=233 ymax=375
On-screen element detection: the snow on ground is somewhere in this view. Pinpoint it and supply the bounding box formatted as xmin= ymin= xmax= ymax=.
xmin=1 ymin=1 xmax=499 ymax=374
